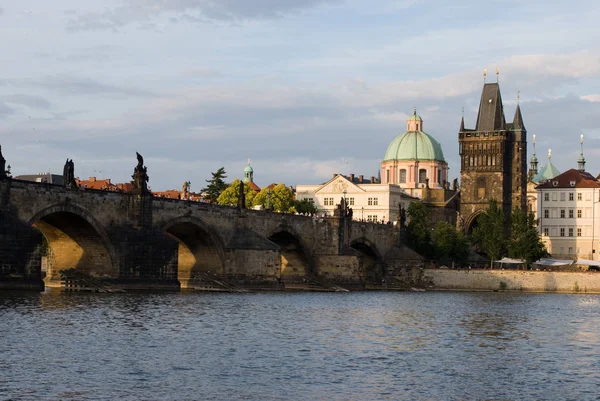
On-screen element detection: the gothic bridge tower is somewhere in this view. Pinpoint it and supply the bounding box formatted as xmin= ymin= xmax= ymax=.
xmin=458 ymin=81 xmax=527 ymax=232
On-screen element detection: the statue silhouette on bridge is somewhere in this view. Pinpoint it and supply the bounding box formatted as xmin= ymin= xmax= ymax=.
xmin=0 ymin=145 xmax=6 ymax=180
xmin=132 ymin=152 xmax=149 ymax=194
xmin=62 ymin=159 xmax=77 ymax=189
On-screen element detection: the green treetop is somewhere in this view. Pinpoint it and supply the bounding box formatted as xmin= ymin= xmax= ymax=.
xmin=472 ymin=199 xmax=506 ymax=267
xmin=508 ymin=209 xmax=548 ymax=266
xmin=202 ymin=167 xmax=228 ymax=203
xmin=406 ymin=201 xmax=433 ymax=257
xmin=432 ymin=221 xmax=469 ymax=266
xmin=253 ymin=184 xmax=295 ymax=212
xmin=217 ymin=179 xmax=256 ymax=208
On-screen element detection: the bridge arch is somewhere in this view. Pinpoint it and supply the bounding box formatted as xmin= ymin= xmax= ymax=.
xmin=268 ymin=225 xmax=314 ymax=280
xmin=162 ymin=216 xmax=226 ymax=288
xmin=28 ymin=203 xmax=118 ymax=287
xmin=351 ymin=237 xmax=385 ymax=282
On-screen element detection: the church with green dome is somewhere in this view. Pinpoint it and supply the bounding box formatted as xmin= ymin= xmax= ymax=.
xmin=380 ymin=109 xmax=449 ymax=194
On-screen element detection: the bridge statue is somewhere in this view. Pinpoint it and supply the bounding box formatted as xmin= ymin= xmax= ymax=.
xmin=132 ymin=152 xmax=149 ymax=194
xmin=62 ymin=159 xmax=77 ymax=189
xmin=237 ymin=181 xmax=246 ymax=210
xmin=0 ymin=145 xmax=6 ymax=180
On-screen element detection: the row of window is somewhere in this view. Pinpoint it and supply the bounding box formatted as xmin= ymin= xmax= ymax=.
xmin=543 ymin=208 xmax=590 ymax=219
xmin=391 ymin=169 xmax=441 ymax=184
xmin=543 ymin=226 xmax=591 ymax=237
xmin=368 ymin=197 xmax=378 ymax=206
xmin=323 ymin=197 xmax=366 ymax=206
xmin=543 ymin=192 xmax=592 ymax=202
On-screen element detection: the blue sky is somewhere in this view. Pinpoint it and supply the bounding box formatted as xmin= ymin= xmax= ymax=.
xmin=1 ymin=0 xmax=599 ymax=191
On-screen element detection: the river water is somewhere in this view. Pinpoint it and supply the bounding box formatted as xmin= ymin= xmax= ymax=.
xmin=1 ymin=290 xmax=599 ymax=401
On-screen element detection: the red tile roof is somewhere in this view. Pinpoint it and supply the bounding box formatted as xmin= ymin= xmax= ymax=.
xmin=536 ymin=168 xmax=600 ymax=189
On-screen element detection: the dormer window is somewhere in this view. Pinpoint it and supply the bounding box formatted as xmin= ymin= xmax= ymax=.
xmin=552 ymin=181 xmax=558 ymax=187
xmin=569 ymin=181 xmax=575 ymax=187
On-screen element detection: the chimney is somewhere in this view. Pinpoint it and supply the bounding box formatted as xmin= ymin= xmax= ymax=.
xmin=350 ymin=173 xmax=355 ymax=182
xmin=359 ymin=175 xmax=364 ymax=183
xmin=370 ymin=176 xmax=375 ymax=183
xmin=89 ymin=176 xmax=96 ymax=182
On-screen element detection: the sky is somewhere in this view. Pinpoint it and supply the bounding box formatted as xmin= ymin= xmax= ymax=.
xmin=1 ymin=0 xmax=599 ymax=192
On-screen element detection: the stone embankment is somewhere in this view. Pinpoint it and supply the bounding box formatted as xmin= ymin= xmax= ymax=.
xmin=425 ymin=268 xmax=600 ymax=293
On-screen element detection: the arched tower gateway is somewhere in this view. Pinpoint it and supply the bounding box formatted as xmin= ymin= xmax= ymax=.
xmin=458 ymin=82 xmax=527 ymax=231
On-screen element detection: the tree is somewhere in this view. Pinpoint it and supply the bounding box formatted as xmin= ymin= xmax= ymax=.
xmin=253 ymin=184 xmax=294 ymax=212
xmin=217 ymin=179 xmax=256 ymax=208
xmin=472 ymin=199 xmax=506 ymax=267
xmin=293 ymin=199 xmax=318 ymax=215
xmin=406 ymin=201 xmax=432 ymax=257
xmin=202 ymin=167 xmax=228 ymax=203
xmin=508 ymin=209 xmax=548 ymax=266
xmin=432 ymin=221 xmax=469 ymax=266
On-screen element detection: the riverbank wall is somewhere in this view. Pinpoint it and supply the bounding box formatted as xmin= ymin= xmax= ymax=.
xmin=425 ymin=268 xmax=600 ymax=293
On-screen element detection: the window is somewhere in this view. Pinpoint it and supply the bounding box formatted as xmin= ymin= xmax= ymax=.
xmin=577 ymin=228 xmax=582 ymax=237
xmin=568 ymin=228 xmax=574 ymax=237
xmin=373 ymin=198 xmax=378 ymax=206
xmin=560 ymin=192 xmax=565 ymax=201
xmin=399 ymin=169 xmax=407 ymax=183
xmin=368 ymin=198 xmax=373 ymax=206
xmin=569 ymin=209 xmax=574 ymax=218
xmin=560 ymin=228 xmax=565 ymax=237
xmin=569 ymin=193 xmax=574 ymax=201
xmin=367 ymin=215 xmax=377 ymax=222
xmin=386 ymin=170 xmax=390 ymax=183
xmin=568 ymin=247 xmax=574 ymax=254
xmin=418 ymin=169 xmax=427 ymax=183
xmin=577 ymin=209 xmax=582 ymax=218
xmin=560 ymin=209 xmax=565 ymax=218
xmin=349 ymin=198 xmax=354 ymax=206
xmin=324 ymin=197 xmax=334 ymax=206
xmin=544 ymin=209 xmax=549 ymax=218
xmin=544 ymin=193 xmax=550 ymax=201
xmin=552 ymin=193 xmax=557 ymax=201
xmin=544 ymin=228 xmax=549 ymax=236
xmin=578 ymin=192 xmax=582 ymax=201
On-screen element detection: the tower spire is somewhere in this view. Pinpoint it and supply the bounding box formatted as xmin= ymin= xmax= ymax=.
xmin=459 ymin=107 xmax=465 ymax=131
xmin=578 ymin=134 xmax=586 ymax=171
xmin=528 ymin=134 xmax=538 ymax=180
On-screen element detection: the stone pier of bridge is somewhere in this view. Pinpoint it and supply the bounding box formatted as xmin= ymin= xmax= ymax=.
xmin=0 ymin=178 xmax=423 ymax=291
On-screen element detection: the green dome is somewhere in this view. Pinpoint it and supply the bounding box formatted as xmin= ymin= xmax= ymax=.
xmin=408 ymin=114 xmax=423 ymax=121
xmin=244 ymin=164 xmax=253 ymax=173
xmin=383 ymin=130 xmax=445 ymax=162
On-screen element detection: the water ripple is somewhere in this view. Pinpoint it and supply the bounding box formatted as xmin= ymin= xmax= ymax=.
xmin=1 ymin=291 xmax=599 ymax=400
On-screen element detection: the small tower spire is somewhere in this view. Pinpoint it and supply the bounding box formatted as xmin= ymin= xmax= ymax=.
xmin=528 ymin=134 xmax=538 ymax=180
xmin=578 ymin=134 xmax=586 ymax=171
xmin=459 ymin=107 xmax=465 ymax=132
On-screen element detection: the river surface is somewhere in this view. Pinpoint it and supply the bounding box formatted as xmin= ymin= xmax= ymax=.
xmin=1 ymin=290 xmax=599 ymax=401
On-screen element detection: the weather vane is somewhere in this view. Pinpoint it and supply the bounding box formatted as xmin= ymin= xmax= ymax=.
xmin=483 ymin=68 xmax=487 ymax=83
xmin=496 ymin=67 xmax=499 ymax=82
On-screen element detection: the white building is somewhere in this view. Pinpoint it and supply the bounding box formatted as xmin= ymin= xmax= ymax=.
xmin=296 ymin=174 xmax=418 ymax=223
xmin=537 ymin=168 xmax=600 ymax=260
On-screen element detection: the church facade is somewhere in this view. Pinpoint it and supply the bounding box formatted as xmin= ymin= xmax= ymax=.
xmin=458 ymin=82 xmax=527 ymax=231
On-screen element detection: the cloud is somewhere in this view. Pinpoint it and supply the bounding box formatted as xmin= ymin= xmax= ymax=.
xmin=581 ymin=94 xmax=600 ymax=102
xmin=66 ymin=0 xmax=338 ymax=31
xmin=3 ymin=75 xmax=155 ymax=98
xmin=1 ymin=94 xmax=52 ymax=110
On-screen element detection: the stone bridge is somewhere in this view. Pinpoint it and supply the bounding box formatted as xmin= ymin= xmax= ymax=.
xmin=0 ymin=179 xmax=421 ymax=291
